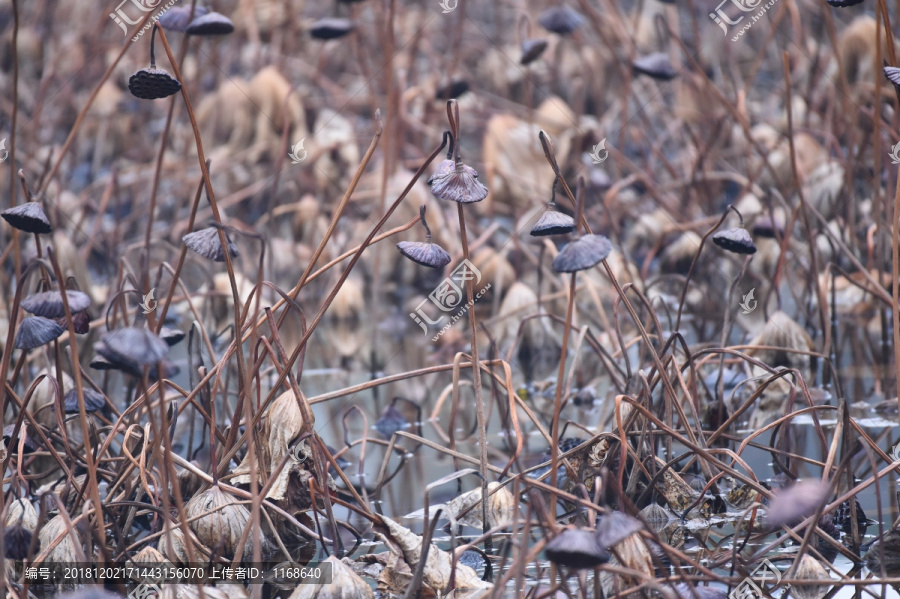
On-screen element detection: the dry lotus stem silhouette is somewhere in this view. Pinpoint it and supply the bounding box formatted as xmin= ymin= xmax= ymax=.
xmin=396 ymin=205 xmax=451 ymax=268
xmin=128 ymin=24 xmax=182 ymax=100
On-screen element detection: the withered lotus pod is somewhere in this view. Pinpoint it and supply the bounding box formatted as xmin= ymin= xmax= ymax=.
xmin=530 ymin=209 xmax=575 ymax=237
xmin=596 ymin=511 xmax=645 ymax=549
xmin=375 ymin=403 xmax=410 ymax=439
xmin=521 ymin=38 xmax=549 ymax=65
xmin=673 ymin=583 xmax=727 ymax=599
xmin=639 ymin=503 xmax=671 ymax=532
xmin=792 ymin=555 xmax=831 ymax=599
xmin=184 ymin=485 xmax=254 ymax=558
xmin=22 ymin=289 xmax=90 ymax=318
xmin=38 ymin=514 xmax=80 ymax=565
xmin=310 ymin=17 xmax=353 ymax=39
xmin=552 ymin=234 xmax=612 ymax=272
xmin=157 ymin=6 xmax=208 ymax=31
xmin=435 ymin=80 xmax=470 ymax=101
xmin=63 ymin=387 xmax=106 ymax=413
xmin=396 ymin=205 xmax=451 ymax=268
xmin=5 ymin=498 xmax=38 ymax=532
xmin=57 ymin=310 xmax=91 ymax=334
xmin=751 ymin=214 xmax=784 ymax=238
xmin=288 ymin=555 xmax=374 ymax=599
xmin=544 ymin=528 xmax=610 ymax=569
xmin=826 ymin=0 xmax=864 ymax=6
xmin=98 ymin=327 xmax=169 ymax=367
xmin=632 ymin=52 xmax=678 ymax=81
xmin=183 ymin=226 xmax=240 ymax=262
xmin=159 ymin=326 xmax=186 ymax=346
xmin=428 ymin=159 xmax=489 ymax=204
xmin=128 ymin=68 xmax=182 ymax=100
xmin=537 ymin=6 xmax=585 ymax=34
xmin=186 ymin=12 xmax=234 ymax=35
xmin=885 ymin=66 xmax=900 ymax=87
xmin=712 ymin=227 xmax=757 ymax=254
xmin=864 ymin=529 xmax=900 ymax=575
xmin=15 ymin=316 xmax=65 ymax=350
xmin=1 ymin=202 xmax=51 ymax=234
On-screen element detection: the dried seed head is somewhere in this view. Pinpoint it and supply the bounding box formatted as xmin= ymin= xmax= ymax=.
xmin=22 ymin=290 xmax=91 ymax=319
xmin=885 ymin=66 xmax=900 ymax=87
xmin=159 ymin=522 xmax=210 ymax=564
xmin=435 ymin=80 xmax=470 ymax=101
xmin=159 ymin=326 xmax=186 ymax=346
xmin=544 ymin=528 xmax=610 ymax=569
xmin=537 ymin=6 xmax=585 ymax=34
xmin=552 ymin=234 xmax=612 ymax=272
xmin=3 ymin=425 xmax=38 ymax=454
xmin=826 ymin=0 xmax=864 ymax=6
xmin=864 ymin=529 xmax=900 ymax=574
xmin=289 ymin=555 xmax=374 ymax=599
xmin=600 ymin=531 xmax=654 ymax=595
xmin=428 ymin=159 xmax=489 ymax=204
xmin=751 ymin=213 xmax=785 ymax=238
xmin=792 ymin=555 xmax=831 ymax=599
xmin=130 ymin=545 xmax=168 ymax=564
xmin=97 ymin=327 xmax=169 ymax=368
xmin=128 ymin=68 xmax=182 ymax=100
xmin=520 ymin=38 xmax=548 ymax=65
xmin=15 ymin=316 xmax=65 ymax=349
xmin=375 ymin=403 xmax=410 ymax=439
xmin=1 ymin=202 xmax=52 ymax=234
xmin=63 ymin=387 xmax=106 ymax=413
xmin=38 ymin=514 xmax=81 ymax=564
xmin=185 ymin=485 xmax=254 ymax=558
xmin=57 ymin=310 xmax=91 ymax=334
xmin=157 ymin=6 xmax=209 ymax=32
xmin=530 ymin=209 xmax=575 ymax=237
xmin=766 ymin=480 xmax=830 ymax=529
xmin=5 ymin=498 xmax=38 ymax=532
xmin=186 ymin=12 xmax=235 ymax=35
xmin=397 ymin=241 xmax=451 ymax=268
xmin=183 ymin=226 xmax=240 ymax=262
xmin=712 ymin=227 xmax=757 ymax=254
xmin=632 ymin=52 xmax=678 ymax=81
xmin=638 ymin=503 xmax=671 ymax=532
xmin=596 ymin=511 xmax=644 ymax=549
xmin=310 ymin=17 xmax=353 ymax=39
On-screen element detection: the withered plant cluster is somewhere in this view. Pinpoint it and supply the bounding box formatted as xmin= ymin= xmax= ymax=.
xmin=4 ymin=0 xmax=900 ymax=598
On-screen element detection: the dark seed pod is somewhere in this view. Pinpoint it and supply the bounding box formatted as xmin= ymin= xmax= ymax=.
xmin=521 ymin=38 xmax=549 ymax=65
xmin=865 ymin=529 xmax=900 ymax=575
xmin=375 ymin=403 xmax=410 ymax=439
xmin=97 ymin=327 xmax=169 ymax=368
xmin=183 ymin=227 xmax=240 ymax=262
xmin=428 ymin=159 xmax=489 ymax=204
xmin=128 ymin=68 xmax=182 ymax=100
xmin=530 ymin=209 xmax=575 ymax=237
xmin=22 ymin=290 xmax=91 ymax=319
xmin=553 ymin=234 xmax=612 ymax=272
xmin=596 ymin=511 xmax=644 ymax=549
xmin=186 ymin=12 xmax=234 ymax=35
xmin=1 ymin=202 xmax=52 ymax=234
xmin=89 ymin=353 xmax=118 ymax=372
xmin=638 ymin=503 xmax=671 ymax=532
xmin=3 ymin=426 xmax=38 ymax=453
xmin=537 ymin=6 xmax=585 ymax=35
xmin=4 ymin=526 xmax=33 ymax=560
xmin=157 ymin=6 xmax=209 ymax=32
xmin=57 ymin=310 xmax=91 ymax=335
xmin=310 ymin=17 xmax=353 ymax=39
xmin=544 ymin=528 xmax=609 ymax=569
xmin=826 ymin=0 xmax=864 ymax=6
xmin=63 ymin=388 xmax=106 ymax=413
xmin=885 ymin=66 xmax=900 ymax=87
xmin=15 ymin=316 xmax=65 ymax=350
xmin=751 ymin=214 xmax=784 ymax=238
xmin=632 ymin=52 xmax=678 ymax=80
xmin=435 ymin=80 xmax=470 ymax=100
xmin=397 ymin=241 xmax=451 ymax=268
xmin=712 ymin=227 xmax=757 ymax=254
xmin=160 ymin=326 xmax=186 ymax=346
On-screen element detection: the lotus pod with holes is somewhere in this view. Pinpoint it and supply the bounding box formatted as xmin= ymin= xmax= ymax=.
xmin=289 ymin=555 xmax=373 ymax=599
xmin=377 ymin=516 xmax=492 ymax=592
